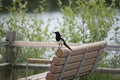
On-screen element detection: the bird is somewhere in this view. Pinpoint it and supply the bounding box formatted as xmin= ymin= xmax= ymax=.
xmin=53 ymin=31 xmax=72 ymax=51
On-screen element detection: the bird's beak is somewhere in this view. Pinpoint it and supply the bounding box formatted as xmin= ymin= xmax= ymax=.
xmin=52 ymin=31 xmax=55 ymax=33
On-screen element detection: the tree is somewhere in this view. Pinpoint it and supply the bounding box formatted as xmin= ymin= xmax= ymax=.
xmin=57 ymin=0 xmax=118 ymax=43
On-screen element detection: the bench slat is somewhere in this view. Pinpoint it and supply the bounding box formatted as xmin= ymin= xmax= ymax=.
xmin=55 ymin=41 xmax=107 ymax=57
xmin=27 ymin=58 xmax=51 ymax=64
xmin=18 ymin=72 xmax=48 ymax=80
xmin=52 ymin=51 xmax=99 ymax=65
xmin=46 ymin=65 xmax=93 ymax=80
xmin=62 ymin=72 xmax=90 ymax=80
xmin=50 ymin=58 xmax=97 ymax=73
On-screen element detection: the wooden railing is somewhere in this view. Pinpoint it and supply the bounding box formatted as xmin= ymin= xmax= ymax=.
xmin=0 ymin=31 xmax=120 ymax=80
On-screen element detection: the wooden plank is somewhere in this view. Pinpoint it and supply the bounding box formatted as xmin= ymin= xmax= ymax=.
xmin=15 ymin=63 xmax=49 ymax=70
xmin=52 ymin=51 xmax=99 ymax=65
xmin=63 ymin=66 xmax=91 ymax=78
xmin=18 ymin=72 xmax=48 ymax=80
xmin=51 ymin=58 xmax=100 ymax=74
xmin=0 ymin=63 xmax=10 ymax=68
xmin=13 ymin=41 xmax=80 ymax=47
xmin=50 ymin=58 xmax=96 ymax=73
xmin=12 ymin=41 xmax=107 ymax=48
xmin=62 ymin=72 xmax=89 ymax=80
xmin=26 ymin=72 xmax=47 ymax=80
xmin=55 ymin=41 xmax=107 ymax=57
xmin=11 ymin=41 xmax=120 ymax=51
xmin=5 ymin=31 xmax=16 ymax=63
xmin=4 ymin=31 xmax=16 ymax=80
xmin=63 ymin=76 xmax=74 ymax=80
xmin=105 ymin=45 xmax=120 ymax=51
xmin=0 ymin=54 xmax=2 ymax=63
xmin=13 ymin=41 xmax=120 ymax=51
xmin=0 ymin=42 xmax=9 ymax=46
xmin=96 ymin=67 xmax=120 ymax=74
xmin=46 ymin=65 xmax=92 ymax=80
xmin=27 ymin=58 xmax=51 ymax=64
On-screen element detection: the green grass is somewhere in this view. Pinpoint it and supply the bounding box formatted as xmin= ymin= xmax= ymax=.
xmin=75 ymin=73 xmax=120 ymax=80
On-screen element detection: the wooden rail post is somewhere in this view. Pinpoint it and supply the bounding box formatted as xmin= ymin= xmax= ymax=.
xmin=4 ymin=31 xmax=16 ymax=80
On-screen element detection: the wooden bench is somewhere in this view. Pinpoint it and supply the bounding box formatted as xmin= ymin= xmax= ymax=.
xmin=18 ymin=41 xmax=107 ymax=80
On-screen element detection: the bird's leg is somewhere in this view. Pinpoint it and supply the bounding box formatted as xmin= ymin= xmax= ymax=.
xmin=59 ymin=43 xmax=61 ymax=46
xmin=58 ymin=43 xmax=62 ymax=48
xmin=60 ymin=43 xmax=63 ymax=48
xmin=58 ymin=40 xmax=62 ymax=48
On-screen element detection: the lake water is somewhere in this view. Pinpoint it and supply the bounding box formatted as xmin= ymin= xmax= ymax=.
xmin=0 ymin=11 xmax=120 ymax=44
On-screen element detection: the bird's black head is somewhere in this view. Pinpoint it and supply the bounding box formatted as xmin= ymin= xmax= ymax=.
xmin=53 ymin=31 xmax=60 ymax=35
xmin=53 ymin=31 xmax=61 ymax=41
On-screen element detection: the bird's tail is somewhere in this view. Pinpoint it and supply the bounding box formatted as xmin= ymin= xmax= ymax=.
xmin=60 ymin=38 xmax=72 ymax=51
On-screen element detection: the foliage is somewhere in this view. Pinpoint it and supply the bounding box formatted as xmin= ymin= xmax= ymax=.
xmin=57 ymin=0 xmax=118 ymax=43
xmin=101 ymin=13 xmax=120 ymax=68
xmin=0 ymin=0 xmax=2 ymax=11
xmin=0 ymin=0 xmax=50 ymax=61
xmin=57 ymin=0 xmax=120 ymax=70
xmin=0 ymin=0 xmax=120 ymax=79
xmin=86 ymin=73 xmax=120 ymax=80
xmin=0 ymin=0 xmax=50 ymax=79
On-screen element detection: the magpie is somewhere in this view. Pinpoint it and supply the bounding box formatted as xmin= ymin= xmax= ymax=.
xmin=53 ymin=31 xmax=72 ymax=51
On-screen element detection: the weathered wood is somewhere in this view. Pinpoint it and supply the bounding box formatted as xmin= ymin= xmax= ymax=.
xmin=49 ymin=58 xmax=99 ymax=74
xmin=105 ymin=45 xmax=120 ymax=51
xmin=5 ymin=31 xmax=16 ymax=63
xmin=96 ymin=67 xmax=120 ymax=74
xmin=55 ymin=41 xmax=106 ymax=57
xmin=27 ymin=58 xmax=51 ymax=64
xmin=5 ymin=31 xmax=16 ymax=80
xmin=13 ymin=41 xmax=80 ymax=47
xmin=0 ymin=63 xmax=10 ymax=68
xmin=11 ymin=41 xmax=120 ymax=51
xmin=62 ymin=72 xmax=89 ymax=80
xmin=46 ymin=67 xmax=92 ymax=80
xmin=0 ymin=54 xmax=2 ymax=63
xmin=0 ymin=42 xmax=9 ymax=46
xmin=18 ymin=72 xmax=48 ymax=80
xmin=52 ymin=51 xmax=99 ymax=65
xmin=12 ymin=41 xmax=107 ymax=48
xmin=15 ymin=63 xmax=49 ymax=70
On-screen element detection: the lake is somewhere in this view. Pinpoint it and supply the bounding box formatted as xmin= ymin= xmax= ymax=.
xmin=0 ymin=11 xmax=120 ymax=44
